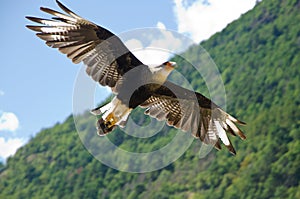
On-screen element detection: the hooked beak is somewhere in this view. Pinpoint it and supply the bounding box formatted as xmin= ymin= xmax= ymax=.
xmin=167 ymin=61 xmax=177 ymax=69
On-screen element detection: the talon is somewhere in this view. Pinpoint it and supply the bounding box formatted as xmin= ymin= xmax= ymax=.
xmin=97 ymin=118 xmax=115 ymax=136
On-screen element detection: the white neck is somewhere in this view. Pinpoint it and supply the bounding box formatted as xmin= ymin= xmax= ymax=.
xmin=150 ymin=65 xmax=173 ymax=84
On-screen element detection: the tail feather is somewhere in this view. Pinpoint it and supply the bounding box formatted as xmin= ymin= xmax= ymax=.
xmin=91 ymin=97 xmax=131 ymax=135
xmin=90 ymin=102 xmax=112 ymax=115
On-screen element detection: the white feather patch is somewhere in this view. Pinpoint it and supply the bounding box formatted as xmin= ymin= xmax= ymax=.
xmin=100 ymin=103 xmax=112 ymax=114
xmin=227 ymin=114 xmax=238 ymax=123
xmin=226 ymin=118 xmax=239 ymax=133
xmin=40 ymin=27 xmax=68 ymax=33
xmin=101 ymin=97 xmax=132 ymax=127
xmin=215 ymin=121 xmax=230 ymax=146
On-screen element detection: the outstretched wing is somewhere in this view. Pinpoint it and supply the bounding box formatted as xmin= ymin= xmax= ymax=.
xmin=26 ymin=0 xmax=143 ymax=91
xmin=140 ymin=81 xmax=246 ymax=155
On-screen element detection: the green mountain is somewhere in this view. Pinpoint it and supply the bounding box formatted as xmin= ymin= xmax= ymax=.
xmin=1 ymin=0 xmax=299 ymax=198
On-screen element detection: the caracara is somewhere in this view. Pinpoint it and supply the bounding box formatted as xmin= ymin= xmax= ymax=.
xmin=26 ymin=0 xmax=246 ymax=155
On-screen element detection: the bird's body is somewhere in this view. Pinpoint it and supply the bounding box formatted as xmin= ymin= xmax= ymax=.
xmin=27 ymin=0 xmax=246 ymax=155
xmin=92 ymin=62 xmax=176 ymax=134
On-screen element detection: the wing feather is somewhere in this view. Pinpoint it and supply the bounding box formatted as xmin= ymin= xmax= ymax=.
xmin=26 ymin=16 xmax=73 ymax=27
xmin=140 ymin=81 xmax=246 ymax=155
xmin=26 ymin=0 xmax=144 ymax=91
xmin=40 ymin=7 xmax=78 ymax=23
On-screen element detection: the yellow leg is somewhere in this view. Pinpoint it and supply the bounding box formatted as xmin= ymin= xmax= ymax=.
xmin=105 ymin=113 xmax=117 ymax=128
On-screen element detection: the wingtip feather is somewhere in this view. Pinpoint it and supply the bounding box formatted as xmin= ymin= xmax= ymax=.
xmin=26 ymin=16 xmax=42 ymax=24
xmin=26 ymin=25 xmax=39 ymax=32
xmin=40 ymin=6 xmax=77 ymax=23
xmin=226 ymin=118 xmax=246 ymax=140
xmin=214 ymin=140 xmax=222 ymax=151
xmin=226 ymin=144 xmax=236 ymax=155
xmin=237 ymin=120 xmax=246 ymax=125
xmin=228 ymin=114 xmax=246 ymax=125
xmin=56 ymin=0 xmax=81 ymax=19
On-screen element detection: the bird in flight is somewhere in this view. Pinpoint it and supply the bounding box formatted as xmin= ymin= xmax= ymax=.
xmin=26 ymin=0 xmax=246 ymax=155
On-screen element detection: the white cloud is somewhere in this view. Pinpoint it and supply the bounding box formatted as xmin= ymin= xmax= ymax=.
xmin=126 ymin=38 xmax=174 ymax=66
xmin=125 ymin=38 xmax=159 ymax=65
xmin=0 ymin=112 xmax=19 ymax=132
xmin=152 ymin=22 xmax=184 ymax=55
xmin=124 ymin=23 xmax=191 ymax=66
xmin=156 ymin=21 xmax=166 ymax=30
xmin=173 ymin=0 xmax=257 ymax=43
xmin=0 ymin=90 xmax=4 ymax=96
xmin=125 ymin=38 xmax=144 ymax=50
xmin=0 ymin=137 xmax=25 ymax=160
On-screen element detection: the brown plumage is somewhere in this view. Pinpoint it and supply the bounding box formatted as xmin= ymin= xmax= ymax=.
xmin=141 ymin=81 xmax=246 ymax=155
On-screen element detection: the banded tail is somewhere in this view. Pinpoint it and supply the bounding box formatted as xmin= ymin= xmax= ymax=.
xmin=91 ymin=97 xmax=132 ymax=135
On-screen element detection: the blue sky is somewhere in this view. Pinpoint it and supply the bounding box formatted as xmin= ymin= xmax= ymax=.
xmin=0 ymin=0 xmax=257 ymax=162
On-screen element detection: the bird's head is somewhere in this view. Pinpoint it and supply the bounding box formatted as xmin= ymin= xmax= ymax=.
xmin=150 ymin=61 xmax=177 ymax=73
xmin=162 ymin=61 xmax=177 ymax=72
xmin=150 ymin=61 xmax=177 ymax=84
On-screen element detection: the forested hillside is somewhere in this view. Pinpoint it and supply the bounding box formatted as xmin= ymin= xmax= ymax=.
xmin=0 ymin=0 xmax=299 ymax=198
